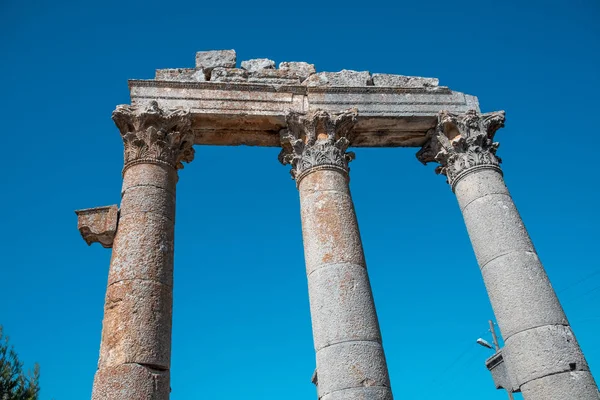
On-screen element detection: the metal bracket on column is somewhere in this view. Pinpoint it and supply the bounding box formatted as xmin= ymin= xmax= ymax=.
xmin=75 ymin=205 xmax=119 ymax=248
xmin=486 ymin=349 xmax=518 ymax=394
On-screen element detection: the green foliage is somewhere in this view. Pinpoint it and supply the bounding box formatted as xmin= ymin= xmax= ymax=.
xmin=0 ymin=326 xmax=39 ymax=400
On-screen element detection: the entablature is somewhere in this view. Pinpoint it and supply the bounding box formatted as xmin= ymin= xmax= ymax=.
xmin=127 ymin=50 xmax=479 ymax=148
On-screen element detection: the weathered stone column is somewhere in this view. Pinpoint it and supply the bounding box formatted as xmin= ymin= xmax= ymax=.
xmin=91 ymin=101 xmax=194 ymax=399
xmin=280 ymin=110 xmax=393 ymax=400
xmin=417 ymin=110 xmax=599 ymax=399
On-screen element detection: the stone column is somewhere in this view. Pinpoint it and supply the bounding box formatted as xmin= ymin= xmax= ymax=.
xmin=91 ymin=101 xmax=195 ymax=399
xmin=417 ymin=110 xmax=599 ymax=399
xmin=280 ymin=110 xmax=393 ymax=400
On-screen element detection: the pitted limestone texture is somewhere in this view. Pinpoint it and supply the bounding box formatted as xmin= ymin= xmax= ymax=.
xmin=210 ymin=67 xmax=249 ymax=82
xmin=308 ymin=263 xmax=382 ymax=350
xmin=299 ymin=172 xmax=365 ymax=272
xmin=108 ymin=213 xmax=174 ymax=286
xmin=247 ymin=69 xmax=303 ymax=85
xmin=195 ymin=49 xmax=236 ymax=69
xmin=303 ymin=70 xmax=372 ymax=87
xmin=279 ymin=61 xmax=316 ymax=80
xmin=372 ymin=73 xmax=439 ymax=87
xmin=154 ymin=68 xmax=206 ymax=82
xmin=98 ymin=280 xmax=172 ymax=369
xmin=296 ymin=166 xmax=392 ymax=400
xmin=502 ymin=324 xmax=592 ymax=393
xmin=241 ymin=58 xmax=275 ymax=72
xmin=76 ymin=205 xmax=119 ymax=248
xmin=520 ymin=370 xmax=600 ymax=400
xmin=316 ymin=341 xmax=391 ymax=397
xmin=454 ymin=169 xmax=568 ymax=338
xmin=91 ymin=363 xmax=170 ymax=400
xmin=321 ymin=386 xmax=394 ymax=400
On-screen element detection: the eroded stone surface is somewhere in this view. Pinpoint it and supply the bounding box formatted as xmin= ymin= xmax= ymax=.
xmin=195 ymin=49 xmax=236 ymax=69
xmin=303 ymin=70 xmax=372 ymax=87
xmin=279 ymin=61 xmax=316 ymax=80
xmin=210 ymin=67 xmax=249 ymax=82
xmin=520 ymin=371 xmax=600 ymax=400
xmin=92 ymin=363 xmax=169 ymax=400
xmin=76 ymin=205 xmax=119 ymax=248
xmin=99 ymin=280 xmax=172 ymax=369
xmin=247 ymin=69 xmax=301 ymax=85
xmin=372 ymin=73 xmax=438 ymax=87
xmin=241 ymin=58 xmax=275 ymax=72
xmin=316 ymin=342 xmax=391 ymax=397
xmin=155 ymin=68 xmax=207 ymax=82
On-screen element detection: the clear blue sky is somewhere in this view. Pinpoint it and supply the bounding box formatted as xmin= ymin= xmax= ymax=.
xmin=1 ymin=0 xmax=598 ymax=399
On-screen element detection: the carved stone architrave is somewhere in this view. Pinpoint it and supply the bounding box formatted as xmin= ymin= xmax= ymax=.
xmin=416 ymin=109 xmax=506 ymax=190
xmin=278 ymin=108 xmax=358 ymax=184
xmin=112 ymin=101 xmax=195 ymax=172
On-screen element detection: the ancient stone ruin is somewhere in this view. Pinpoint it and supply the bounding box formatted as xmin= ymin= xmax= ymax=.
xmin=76 ymin=50 xmax=599 ymax=400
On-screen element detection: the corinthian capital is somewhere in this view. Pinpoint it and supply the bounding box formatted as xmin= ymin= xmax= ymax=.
xmin=278 ymin=109 xmax=358 ymax=182
xmin=416 ymin=109 xmax=505 ymax=188
xmin=112 ymin=101 xmax=195 ymax=171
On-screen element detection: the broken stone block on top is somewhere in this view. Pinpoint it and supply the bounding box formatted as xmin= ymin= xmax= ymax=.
xmin=303 ymin=70 xmax=372 ymax=87
xmin=210 ymin=67 xmax=248 ymax=82
xmin=196 ymin=50 xmax=236 ymax=70
xmin=279 ymin=62 xmax=316 ymax=81
xmin=241 ymin=58 xmax=275 ymax=72
xmin=155 ymin=68 xmax=207 ymax=82
xmin=372 ymin=73 xmax=439 ymax=88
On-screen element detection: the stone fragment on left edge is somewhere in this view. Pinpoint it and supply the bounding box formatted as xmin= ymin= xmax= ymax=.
xmin=75 ymin=205 xmax=119 ymax=248
xmin=303 ymin=70 xmax=371 ymax=87
xmin=241 ymin=58 xmax=276 ymax=72
xmin=372 ymin=73 xmax=438 ymax=88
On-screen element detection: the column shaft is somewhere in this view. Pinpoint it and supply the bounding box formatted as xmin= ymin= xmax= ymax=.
xmin=454 ymin=168 xmax=598 ymax=399
xmin=90 ymin=101 xmax=194 ymax=400
xmin=92 ymin=163 xmax=176 ymax=399
xmin=299 ymin=169 xmax=392 ymax=400
xmin=417 ymin=109 xmax=598 ymax=399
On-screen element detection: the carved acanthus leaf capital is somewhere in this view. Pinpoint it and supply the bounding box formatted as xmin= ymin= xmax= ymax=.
xmin=112 ymin=101 xmax=195 ymax=170
xmin=278 ymin=109 xmax=358 ymax=182
xmin=416 ymin=109 xmax=505 ymax=188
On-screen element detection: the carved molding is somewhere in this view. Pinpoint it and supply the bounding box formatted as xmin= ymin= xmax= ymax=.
xmin=416 ymin=109 xmax=505 ymax=189
xmin=112 ymin=101 xmax=195 ymax=171
xmin=278 ymin=109 xmax=358 ymax=182
xmin=75 ymin=205 xmax=119 ymax=248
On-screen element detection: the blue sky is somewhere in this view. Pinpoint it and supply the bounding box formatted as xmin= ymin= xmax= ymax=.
xmin=1 ymin=0 xmax=598 ymax=399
